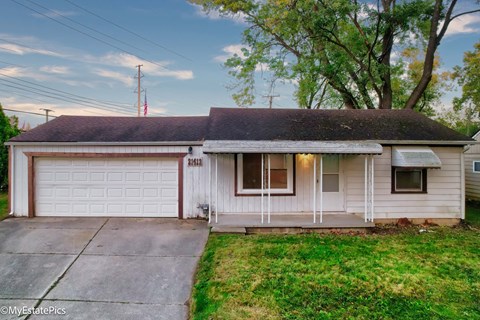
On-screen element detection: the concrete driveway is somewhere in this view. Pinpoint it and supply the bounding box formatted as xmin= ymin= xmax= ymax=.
xmin=0 ymin=217 xmax=209 ymax=320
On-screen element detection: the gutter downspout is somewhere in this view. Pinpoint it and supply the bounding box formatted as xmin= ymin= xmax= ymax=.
xmin=8 ymin=145 xmax=14 ymax=216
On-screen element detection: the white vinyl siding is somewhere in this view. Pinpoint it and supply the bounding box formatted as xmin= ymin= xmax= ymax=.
xmin=465 ymin=141 xmax=480 ymax=201
xmin=11 ymin=145 xmax=464 ymax=219
xmin=345 ymin=147 xmax=462 ymax=219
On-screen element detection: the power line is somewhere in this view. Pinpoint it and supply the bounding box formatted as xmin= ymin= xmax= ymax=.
xmin=10 ymin=0 xmax=172 ymax=71
xmin=3 ymin=107 xmax=58 ymax=118
xmin=0 ymin=72 xmax=131 ymax=109
xmin=0 ymin=59 xmax=25 ymax=68
xmin=0 ymin=87 xmax=126 ymax=116
xmin=0 ymin=37 xmax=60 ymax=57
xmin=0 ymin=80 xmax=132 ymax=115
xmin=64 ymin=0 xmax=192 ymax=62
xmin=25 ymin=0 xmax=150 ymax=55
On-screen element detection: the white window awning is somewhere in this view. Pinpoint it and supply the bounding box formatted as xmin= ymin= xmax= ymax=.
xmin=392 ymin=146 xmax=441 ymax=168
xmin=203 ymin=140 xmax=383 ymax=154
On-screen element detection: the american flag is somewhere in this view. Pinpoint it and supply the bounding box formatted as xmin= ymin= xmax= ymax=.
xmin=143 ymin=89 xmax=148 ymax=117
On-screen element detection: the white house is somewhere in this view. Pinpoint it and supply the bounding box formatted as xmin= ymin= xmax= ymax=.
xmin=464 ymin=130 xmax=480 ymax=201
xmin=6 ymin=108 xmax=473 ymax=226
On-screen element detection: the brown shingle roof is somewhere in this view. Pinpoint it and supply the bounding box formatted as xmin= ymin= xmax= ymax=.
xmin=9 ymin=108 xmax=472 ymax=143
xmin=206 ymin=108 xmax=472 ymax=142
xmin=9 ymin=116 xmax=209 ymax=142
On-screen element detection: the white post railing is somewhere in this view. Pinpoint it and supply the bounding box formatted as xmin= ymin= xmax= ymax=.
xmin=313 ymin=154 xmax=316 ymax=223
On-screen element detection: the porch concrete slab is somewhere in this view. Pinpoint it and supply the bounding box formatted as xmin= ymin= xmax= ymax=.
xmin=0 ymin=299 xmax=37 ymax=320
xmin=0 ymin=254 xmax=76 ymax=299
xmin=210 ymin=213 xmax=375 ymax=228
xmin=2 ymin=217 xmax=108 ymax=230
xmin=30 ymin=300 xmax=187 ymax=320
xmin=45 ymin=255 xmax=200 ymax=305
xmin=84 ymin=227 xmax=208 ymax=257
xmin=211 ymin=226 xmax=246 ymax=234
xmin=0 ymin=228 xmax=97 ymax=254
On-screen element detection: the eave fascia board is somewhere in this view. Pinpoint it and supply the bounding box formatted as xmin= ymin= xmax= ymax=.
xmin=5 ymin=141 xmax=204 ymax=146
xmin=366 ymin=140 xmax=477 ymax=146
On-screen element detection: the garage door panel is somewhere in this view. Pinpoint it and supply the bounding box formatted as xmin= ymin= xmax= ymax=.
xmin=35 ymin=157 xmax=178 ymax=217
xmin=125 ymin=188 xmax=141 ymax=197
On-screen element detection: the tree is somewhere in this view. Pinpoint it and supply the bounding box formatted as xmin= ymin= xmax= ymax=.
xmin=193 ymin=0 xmax=480 ymax=110
xmin=0 ymin=104 xmax=21 ymax=190
xmin=436 ymin=41 xmax=480 ymax=136
xmin=452 ymin=41 xmax=480 ymax=117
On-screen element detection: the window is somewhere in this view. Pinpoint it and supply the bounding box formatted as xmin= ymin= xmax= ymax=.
xmin=473 ymin=161 xmax=480 ymax=173
xmin=322 ymin=155 xmax=339 ymax=192
xmin=392 ymin=168 xmax=427 ymax=193
xmin=236 ymin=154 xmax=294 ymax=195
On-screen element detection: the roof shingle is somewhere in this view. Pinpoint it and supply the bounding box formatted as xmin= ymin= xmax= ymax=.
xmin=9 ymin=108 xmax=472 ymax=143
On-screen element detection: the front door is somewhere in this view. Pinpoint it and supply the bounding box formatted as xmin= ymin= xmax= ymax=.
xmin=317 ymin=155 xmax=345 ymax=212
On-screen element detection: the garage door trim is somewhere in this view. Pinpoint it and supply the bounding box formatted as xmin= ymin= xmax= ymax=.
xmin=25 ymin=152 xmax=187 ymax=218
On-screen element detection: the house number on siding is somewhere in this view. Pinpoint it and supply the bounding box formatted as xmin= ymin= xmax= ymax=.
xmin=188 ymin=158 xmax=203 ymax=167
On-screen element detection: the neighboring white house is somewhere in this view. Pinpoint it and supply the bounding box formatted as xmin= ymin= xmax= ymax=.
xmin=465 ymin=130 xmax=480 ymax=201
xmin=6 ymin=108 xmax=474 ymax=226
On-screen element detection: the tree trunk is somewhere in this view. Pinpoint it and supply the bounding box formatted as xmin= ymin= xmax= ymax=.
xmin=379 ymin=0 xmax=394 ymax=109
xmin=404 ymin=0 xmax=450 ymax=109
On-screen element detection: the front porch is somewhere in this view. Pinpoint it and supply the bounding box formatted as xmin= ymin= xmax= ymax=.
xmin=209 ymin=213 xmax=375 ymax=234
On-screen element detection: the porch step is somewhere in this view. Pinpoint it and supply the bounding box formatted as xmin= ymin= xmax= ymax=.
xmin=211 ymin=226 xmax=247 ymax=234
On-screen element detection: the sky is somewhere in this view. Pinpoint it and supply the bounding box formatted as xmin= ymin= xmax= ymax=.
xmin=0 ymin=0 xmax=479 ymax=128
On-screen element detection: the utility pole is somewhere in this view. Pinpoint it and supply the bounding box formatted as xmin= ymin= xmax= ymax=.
xmin=39 ymin=108 xmax=53 ymax=123
xmin=135 ymin=64 xmax=143 ymax=117
xmin=263 ymin=94 xmax=279 ymax=109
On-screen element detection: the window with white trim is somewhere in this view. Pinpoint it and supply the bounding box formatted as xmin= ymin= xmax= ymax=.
xmin=473 ymin=161 xmax=480 ymax=173
xmin=392 ymin=167 xmax=427 ymax=193
xmin=236 ymin=154 xmax=295 ymax=195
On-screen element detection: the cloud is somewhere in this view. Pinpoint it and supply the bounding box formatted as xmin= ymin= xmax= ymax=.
xmin=215 ymin=44 xmax=268 ymax=72
xmin=191 ymin=3 xmax=246 ymax=24
xmin=92 ymin=68 xmax=134 ymax=87
xmin=39 ymin=65 xmax=71 ymax=75
xmin=0 ymin=43 xmax=65 ymax=57
xmin=0 ymin=66 xmax=26 ymax=78
xmin=444 ymin=14 xmax=480 ymax=36
xmin=92 ymin=52 xmax=194 ymax=80
xmin=214 ymin=44 xmax=246 ymax=62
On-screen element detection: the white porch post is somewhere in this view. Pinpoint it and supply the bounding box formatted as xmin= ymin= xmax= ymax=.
xmin=461 ymin=152 xmax=465 ymax=220
xmin=371 ymin=155 xmax=375 ymax=222
xmin=313 ymin=154 xmax=316 ymax=223
xmin=364 ymin=155 xmax=367 ymax=223
xmin=215 ymin=154 xmax=218 ymax=223
xmin=261 ymin=153 xmax=264 ymax=224
xmin=268 ymin=154 xmax=271 ymax=224
xmin=320 ymin=154 xmax=323 ymax=224
xmin=208 ymin=154 xmax=212 ymax=223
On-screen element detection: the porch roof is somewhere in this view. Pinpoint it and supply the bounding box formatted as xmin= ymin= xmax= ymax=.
xmin=202 ymin=140 xmax=383 ymax=154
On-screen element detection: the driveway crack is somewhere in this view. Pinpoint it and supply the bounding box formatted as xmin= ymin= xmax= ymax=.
xmin=25 ymin=218 xmax=110 ymax=320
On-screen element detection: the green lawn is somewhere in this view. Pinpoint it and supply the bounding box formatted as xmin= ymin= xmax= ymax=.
xmin=466 ymin=201 xmax=480 ymax=226
xmin=0 ymin=192 xmax=8 ymax=220
xmin=191 ymin=226 xmax=480 ymax=319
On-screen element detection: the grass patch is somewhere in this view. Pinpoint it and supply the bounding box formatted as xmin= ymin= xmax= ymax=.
xmin=0 ymin=192 xmax=8 ymax=220
xmin=191 ymin=228 xmax=480 ymax=319
xmin=466 ymin=201 xmax=480 ymax=226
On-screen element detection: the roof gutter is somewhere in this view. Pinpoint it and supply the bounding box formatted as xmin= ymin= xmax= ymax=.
xmin=5 ymin=140 xmax=476 ymax=147
xmin=366 ymin=140 xmax=477 ymax=146
xmin=4 ymin=141 xmax=204 ymax=147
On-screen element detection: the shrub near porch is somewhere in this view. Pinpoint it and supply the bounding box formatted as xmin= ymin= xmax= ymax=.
xmin=191 ymin=228 xmax=480 ymax=319
xmin=0 ymin=192 xmax=8 ymax=220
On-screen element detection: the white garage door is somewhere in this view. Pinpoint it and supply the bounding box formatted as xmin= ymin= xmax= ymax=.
xmin=35 ymin=157 xmax=178 ymax=217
